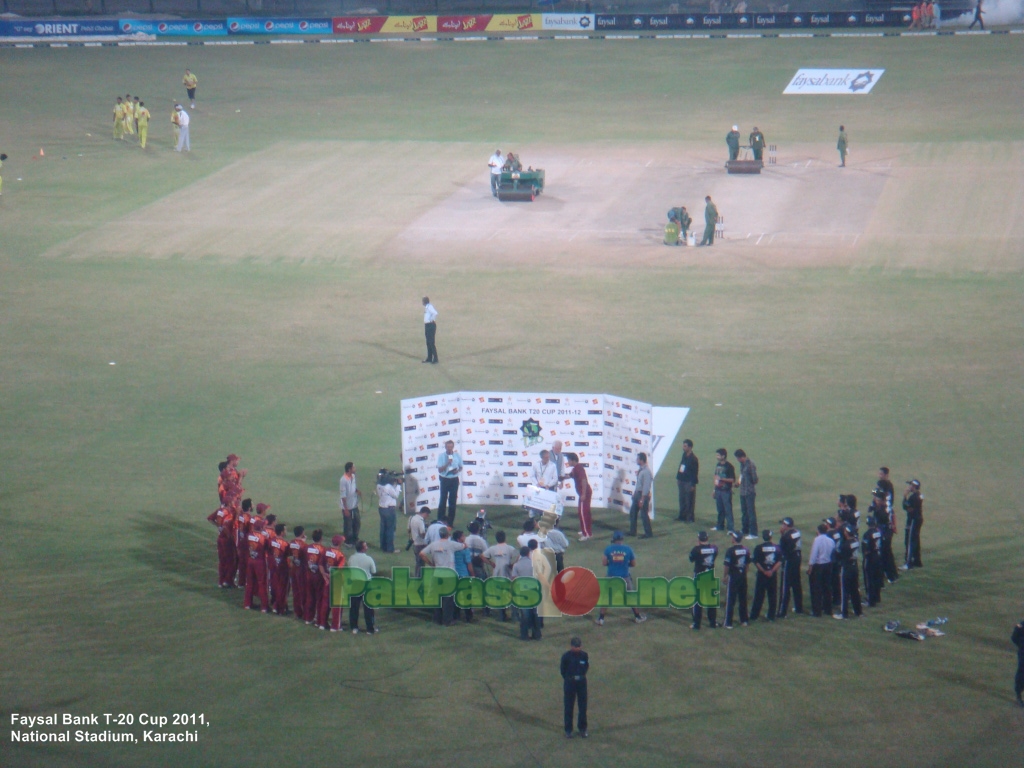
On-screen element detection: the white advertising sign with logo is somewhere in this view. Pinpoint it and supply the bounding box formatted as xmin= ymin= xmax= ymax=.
xmin=783 ymin=68 xmax=885 ymax=95
xmin=541 ymin=13 xmax=595 ymax=30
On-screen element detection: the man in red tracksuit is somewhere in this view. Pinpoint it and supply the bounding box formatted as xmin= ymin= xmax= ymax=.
xmin=323 ymin=535 xmax=347 ymax=631
xmin=207 ymin=505 xmax=236 ymax=587
xmin=288 ymin=526 xmax=307 ymax=621
xmin=235 ymin=499 xmax=254 ymax=587
xmin=243 ymin=518 xmax=271 ymax=612
xmin=268 ymin=523 xmax=290 ymax=615
xmin=305 ymin=530 xmax=328 ymax=628
xmin=566 ymin=453 xmax=593 ymax=541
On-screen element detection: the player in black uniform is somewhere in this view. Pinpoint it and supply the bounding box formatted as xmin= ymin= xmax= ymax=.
xmin=722 ymin=531 xmax=750 ymax=629
xmin=902 ymin=479 xmax=923 ymax=570
xmin=777 ymin=517 xmax=803 ymax=618
xmin=750 ymin=530 xmax=781 ymax=622
xmin=834 ymin=524 xmax=862 ymax=619
xmin=869 ymin=489 xmax=899 ymax=584
xmin=1013 ymin=619 xmax=1024 ymax=707
xmin=689 ymin=531 xmax=719 ymax=630
xmin=842 ymin=493 xmax=860 ymax=532
xmin=825 ymin=517 xmax=844 ymax=613
xmin=876 ymin=467 xmax=895 ymax=512
xmin=861 ymin=516 xmax=884 ymax=607
xmin=561 ymin=636 xmax=589 ymax=738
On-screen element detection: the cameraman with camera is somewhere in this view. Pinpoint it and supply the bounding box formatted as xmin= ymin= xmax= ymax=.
xmin=376 ymin=469 xmax=403 ymax=554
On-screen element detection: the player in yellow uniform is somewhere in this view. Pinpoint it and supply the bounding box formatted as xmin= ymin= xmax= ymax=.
xmin=122 ymin=94 xmax=135 ymax=136
xmin=171 ymin=102 xmax=180 ymax=147
xmin=137 ymin=101 xmax=151 ymax=149
xmin=114 ymin=97 xmax=125 ymax=140
xmin=132 ymin=96 xmax=141 ymax=135
xmin=0 ymin=152 xmax=7 ymax=197
xmin=183 ymin=69 xmax=198 ymax=109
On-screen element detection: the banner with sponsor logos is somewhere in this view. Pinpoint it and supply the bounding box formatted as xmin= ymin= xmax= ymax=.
xmin=0 ymin=19 xmax=119 ymax=37
xmin=118 ymin=20 xmax=227 ymax=36
xmin=486 ymin=14 xmax=542 ymax=32
xmin=332 ymin=16 xmax=387 ymax=34
xmin=784 ymin=68 xmax=885 ymax=94
xmin=400 ymin=392 xmax=654 ymax=514
xmin=541 ymin=13 xmax=595 ymax=31
xmin=380 ymin=15 xmax=437 ymax=34
xmin=227 ymin=17 xmax=332 ymax=35
xmin=437 ymin=15 xmax=492 ymax=33
xmin=593 ymin=11 xmax=903 ymax=30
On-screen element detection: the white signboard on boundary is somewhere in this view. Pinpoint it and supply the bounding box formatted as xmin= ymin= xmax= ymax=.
xmin=401 ymin=392 xmax=689 ymax=516
xmin=541 ymin=13 xmax=595 ymax=30
xmin=783 ymin=68 xmax=885 ymax=95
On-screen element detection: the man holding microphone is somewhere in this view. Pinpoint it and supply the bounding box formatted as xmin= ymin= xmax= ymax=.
xmin=437 ymin=440 xmax=462 ymax=526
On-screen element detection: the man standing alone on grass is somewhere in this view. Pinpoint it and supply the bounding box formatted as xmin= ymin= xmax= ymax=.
xmin=700 ymin=196 xmax=719 ymax=246
xmin=1013 ymin=619 xmax=1024 ymax=707
xmin=183 ymin=68 xmax=198 ymax=109
xmin=837 ymin=125 xmax=848 ymax=167
xmin=902 ymin=479 xmax=924 ymax=570
xmin=734 ymin=449 xmax=758 ymax=539
xmin=628 ymin=453 xmax=654 ymax=539
xmin=561 ymin=637 xmax=589 ymax=739
xmin=421 ymin=296 xmax=439 ymax=364
xmin=676 ymin=439 xmax=698 ymax=523
xmin=174 ymin=105 xmax=190 ymax=152
xmin=340 ymin=462 xmax=362 ymax=547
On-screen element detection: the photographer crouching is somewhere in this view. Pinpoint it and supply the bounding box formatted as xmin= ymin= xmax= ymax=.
xmin=376 ymin=469 xmax=403 ymax=554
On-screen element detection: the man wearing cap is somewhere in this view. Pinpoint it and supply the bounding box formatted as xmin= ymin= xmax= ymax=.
xmin=833 ymin=524 xmax=862 ymax=620
xmin=1013 ymin=619 xmax=1024 ymax=708
xmin=340 ymin=461 xmax=362 ymax=547
xmin=596 ymin=531 xmax=646 ymax=625
xmin=777 ymin=518 xmax=803 ymax=618
xmin=561 ymin=636 xmax=590 ymax=738
xmin=675 ymin=439 xmax=699 ymax=523
xmin=268 ymin=523 xmax=291 ymax=615
xmin=807 ymin=523 xmax=835 ymax=617
xmin=243 ymin=517 xmax=271 ymax=613
xmin=902 ymin=480 xmax=924 ymax=570
xmin=869 ymin=488 xmax=899 ymax=584
xmin=876 ymin=467 xmax=895 ymax=513
xmin=689 ymin=531 xmax=719 ymax=630
xmin=722 ymin=531 xmax=751 ymax=629
xmin=348 ymin=540 xmax=378 ymax=634
xmin=305 ymin=530 xmax=329 ymax=628
xmin=861 ymin=516 xmax=884 ymax=607
xmin=288 ymin=526 xmax=307 ymax=620
xmin=711 ymin=448 xmax=736 ymax=534
xmin=734 ymin=449 xmax=758 ymax=540
xmin=726 ymin=125 xmax=741 ymax=161
xmin=207 ymin=503 xmax=236 ymax=588
xmin=750 ymin=530 xmax=782 ymax=622
xmin=234 ymin=499 xmax=254 ymax=588
xmin=627 ymin=452 xmax=654 ymax=539
xmin=488 ymin=149 xmax=504 ymax=197
xmin=323 ymin=535 xmax=347 ymax=630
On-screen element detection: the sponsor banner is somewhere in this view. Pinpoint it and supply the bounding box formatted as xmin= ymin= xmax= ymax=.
xmin=332 ymin=17 xmax=387 ymax=34
xmin=0 ymin=19 xmax=119 ymax=36
xmin=227 ymin=18 xmax=331 ymax=35
xmin=380 ymin=16 xmax=437 ymax=34
xmin=594 ymin=15 xmax=630 ymax=29
xmin=119 ymin=20 xmax=227 ymax=36
xmin=784 ymin=68 xmax=885 ymax=95
xmin=437 ymin=15 xmax=492 ymax=33
xmin=541 ymin=13 xmax=595 ymax=31
xmin=485 ymin=14 xmax=541 ymax=32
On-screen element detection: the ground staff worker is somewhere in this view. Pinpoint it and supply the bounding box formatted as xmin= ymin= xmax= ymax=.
xmin=700 ymin=196 xmax=719 ymax=247
xmin=675 ymin=439 xmax=699 ymax=523
xmin=561 ymin=637 xmax=590 ymax=738
xmin=777 ymin=517 xmax=803 ymax=617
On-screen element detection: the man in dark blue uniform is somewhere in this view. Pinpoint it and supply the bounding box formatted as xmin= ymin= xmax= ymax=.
xmin=1013 ymin=619 xmax=1024 ymax=708
xmin=870 ymin=489 xmax=899 ymax=584
xmin=750 ymin=530 xmax=781 ymax=621
xmin=826 ymin=517 xmax=844 ymax=614
xmin=834 ymin=524 xmax=862 ymax=619
xmin=561 ymin=636 xmax=590 ymax=737
xmin=777 ymin=517 xmax=803 ymax=618
xmin=689 ymin=531 xmax=719 ymax=629
xmin=902 ymin=479 xmax=924 ymax=570
xmin=861 ymin=516 xmax=884 ymax=607
xmin=722 ymin=531 xmax=750 ymax=629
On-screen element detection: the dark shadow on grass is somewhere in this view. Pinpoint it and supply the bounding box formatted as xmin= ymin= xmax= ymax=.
xmin=278 ymin=466 xmax=341 ymax=493
xmin=355 ymin=340 xmax=421 ymax=361
xmin=130 ymin=513 xmax=234 ymax=603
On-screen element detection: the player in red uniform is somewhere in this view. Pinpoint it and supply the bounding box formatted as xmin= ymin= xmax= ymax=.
xmin=288 ymin=526 xmax=307 ymax=621
xmin=566 ymin=453 xmax=594 ymax=541
xmin=305 ymin=530 xmax=328 ymax=629
xmin=234 ymin=499 xmax=254 ymax=587
xmin=243 ymin=518 xmax=271 ymax=612
xmin=268 ymin=523 xmax=290 ymax=614
xmin=323 ymin=535 xmax=347 ymax=631
xmin=207 ymin=504 xmax=236 ymax=587
xmin=261 ymin=513 xmax=277 ymax=604
xmin=216 ymin=461 xmax=229 ymax=504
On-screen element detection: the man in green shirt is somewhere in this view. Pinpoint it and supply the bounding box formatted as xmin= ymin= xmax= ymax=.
xmin=837 ymin=125 xmax=848 ymax=167
xmin=726 ymin=125 xmax=741 ymax=161
xmin=749 ymin=127 xmax=766 ymax=162
xmin=700 ymin=196 xmax=719 ymax=246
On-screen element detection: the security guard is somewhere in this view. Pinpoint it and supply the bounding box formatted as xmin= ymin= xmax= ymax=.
xmin=750 ymin=530 xmax=781 ymax=622
xmin=902 ymin=479 xmax=924 ymax=570
xmin=777 ymin=517 xmax=803 ymax=618
xmin=722 ymin=531 xmax=750 ymax=628
xmin=861 ymin=516 xmax=884 ymax=607
xmin=869 ymin=489 xmax=899 ymax=584
xmin=689 ymin=531 xmax=719 ymax=630
xmin=834 ymin=524 xmax=862 ymax=619
xmin=1013 ymin=619 xmax=1024 ymax=708
xmin=561 ymin=636 xmax=589 ymax=738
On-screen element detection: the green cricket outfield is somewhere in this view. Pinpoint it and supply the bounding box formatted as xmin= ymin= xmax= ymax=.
xmin=1 ymin=35 xmax=1023 ymax=768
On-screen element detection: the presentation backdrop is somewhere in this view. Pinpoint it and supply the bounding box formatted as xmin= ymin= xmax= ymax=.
xmin=400 ymin=392 xmax=652 ymax=514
